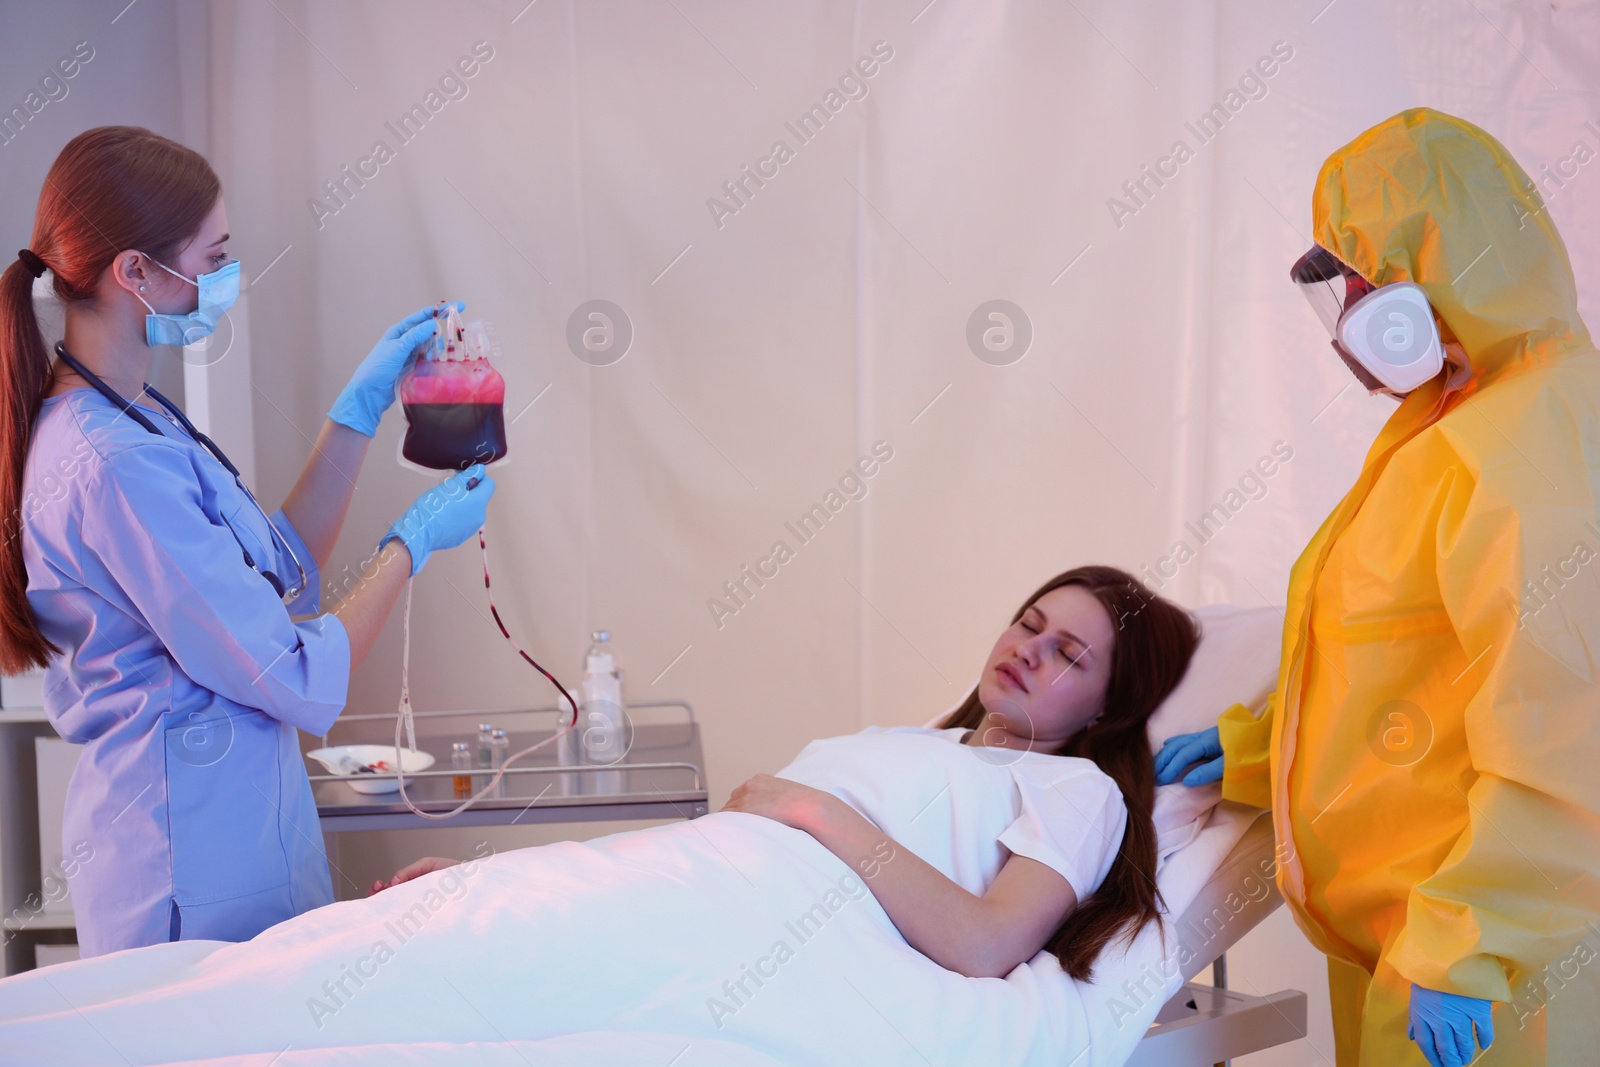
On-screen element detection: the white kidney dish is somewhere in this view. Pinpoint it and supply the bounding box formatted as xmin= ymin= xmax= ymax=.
xmin=305 ymin=744 xmax=436 ymax=795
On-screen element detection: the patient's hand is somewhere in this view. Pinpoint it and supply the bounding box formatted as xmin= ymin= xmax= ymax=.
xmin=369 ymin=856 xmax=460 ymax=896
xmin=720 ymin=773 xmax=840 ymax=833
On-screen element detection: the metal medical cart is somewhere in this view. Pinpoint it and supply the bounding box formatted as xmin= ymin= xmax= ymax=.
xmin=310 ymin=699 xmax=707 ymax=831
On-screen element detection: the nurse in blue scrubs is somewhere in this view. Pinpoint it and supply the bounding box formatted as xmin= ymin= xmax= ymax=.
xmin=0 ymin=126 xmax=496 ymax=956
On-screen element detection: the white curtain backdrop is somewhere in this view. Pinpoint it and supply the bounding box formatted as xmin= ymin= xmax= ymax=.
xmin=202 ymin=0 xmax=1600 ymax=749
xmin=5 ymin=1 xmax=1598 ymax=1062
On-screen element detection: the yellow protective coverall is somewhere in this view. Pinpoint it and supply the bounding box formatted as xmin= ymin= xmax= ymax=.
xmin=1218 ymin=108 xmax=1600 ymax=1065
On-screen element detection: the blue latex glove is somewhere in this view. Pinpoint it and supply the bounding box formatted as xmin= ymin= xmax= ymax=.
xmin=380 ymin=464 xmax=496 ymax=576
xmin=1408 ymin=984 xmax=1494 ymax=1067
xmin=1153 ymin=725 xmax=1224 ymax=786
xmin=328 ymin=301 xmax=463 ymax=437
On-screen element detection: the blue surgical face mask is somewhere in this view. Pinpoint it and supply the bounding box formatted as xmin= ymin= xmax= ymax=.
xmin=133 ymin=253 xmax=241 ymax=348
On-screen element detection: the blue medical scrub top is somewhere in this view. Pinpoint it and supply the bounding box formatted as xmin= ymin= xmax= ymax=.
xmin=20 ymin=387 xmax=352 ymax=957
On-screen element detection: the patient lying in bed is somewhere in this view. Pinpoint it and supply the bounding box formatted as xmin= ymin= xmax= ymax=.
xmin=0 ymin=564 xmax=1219 ymax=1066
xmin=380 ymin=563 xmax=1200 ymax=984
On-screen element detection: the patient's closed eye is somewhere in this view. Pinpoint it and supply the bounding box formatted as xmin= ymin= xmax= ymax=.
xmin=1022 ymin=616 xmax=1078 ymax=664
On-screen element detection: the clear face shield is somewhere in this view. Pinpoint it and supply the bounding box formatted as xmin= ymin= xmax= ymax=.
xmin=1290 ymin=245 xmax=1391 ymax=395
xmin=1291 ymin=245 xmax=1372 ymax=335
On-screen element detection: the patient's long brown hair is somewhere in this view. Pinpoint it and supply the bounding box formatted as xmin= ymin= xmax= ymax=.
xmin=0 ymin=126 xmax=218 ymax=673
xmin=936 ymin=564 xmax=1199 ymax=981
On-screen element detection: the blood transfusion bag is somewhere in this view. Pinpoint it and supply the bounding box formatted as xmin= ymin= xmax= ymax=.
xmin=399 ymin=303 xmax=509 ymax=471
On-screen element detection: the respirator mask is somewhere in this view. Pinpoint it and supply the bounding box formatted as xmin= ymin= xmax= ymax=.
xmin=1291 ymin=245 xmax=1444 ymax=397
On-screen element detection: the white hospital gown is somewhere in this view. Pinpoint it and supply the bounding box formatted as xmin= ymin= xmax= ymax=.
xmin=774 ymin=725 xmax=1127 ymax=902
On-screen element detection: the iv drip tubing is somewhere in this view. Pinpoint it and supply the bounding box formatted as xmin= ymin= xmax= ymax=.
xmin=393 ymin=524 xmax=584 ymax=820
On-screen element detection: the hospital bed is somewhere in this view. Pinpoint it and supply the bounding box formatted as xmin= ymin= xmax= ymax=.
xmin=1126 ymin=810 xmax=1307 ymax=1065
xmin=0 ymin=605 xmax=1305 ymax=1067
xmin=1105 ymin=602 xmax=1308 ymax=1065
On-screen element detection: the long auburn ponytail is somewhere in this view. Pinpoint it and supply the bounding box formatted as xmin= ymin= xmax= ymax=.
xmin=0 ymin=126 xmax=219 ymax=673
xmin=936 ymin=565 xmax=1200 ymax=981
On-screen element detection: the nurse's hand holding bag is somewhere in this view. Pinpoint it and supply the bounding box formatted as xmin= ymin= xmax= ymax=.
xmin=0 ymin=126 xmax=492 ymax=956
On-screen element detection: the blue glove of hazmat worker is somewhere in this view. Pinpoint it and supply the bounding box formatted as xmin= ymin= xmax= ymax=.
xmin=329 ymin=301 xmax=464 ymax=437
xmin=1153 ymin=725 xmax=1224 ymax=786
xmin=380 ymin=464 xmax=495 ymax=576
xmin=1408 ymin=985 xmax=1494 ymax=1067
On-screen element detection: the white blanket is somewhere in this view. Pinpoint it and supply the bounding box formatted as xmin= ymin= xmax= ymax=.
xmin=0 ymin=804 xmax=1252 ymax=1066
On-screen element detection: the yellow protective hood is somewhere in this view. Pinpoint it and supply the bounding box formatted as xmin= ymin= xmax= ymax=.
xmin=1312 ymin=107 xmax=1594 ymax=388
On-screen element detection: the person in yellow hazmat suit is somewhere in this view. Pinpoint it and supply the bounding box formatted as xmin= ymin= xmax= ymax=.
xmin=1155 ymin=108 xmax=1600 ymax=1067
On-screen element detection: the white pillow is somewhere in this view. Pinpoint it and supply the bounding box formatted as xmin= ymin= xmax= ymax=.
xmin=1146 ymin=603 xmax=1283 ymax=750
xmin=1147 ymin=604 xmax=1282 ymax=845
xmin=918 ymin=602 xmax=1284 ymax=847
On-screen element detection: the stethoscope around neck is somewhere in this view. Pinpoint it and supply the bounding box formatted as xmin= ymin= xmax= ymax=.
xmin=53 ymin=341 xmax=308 ymax=602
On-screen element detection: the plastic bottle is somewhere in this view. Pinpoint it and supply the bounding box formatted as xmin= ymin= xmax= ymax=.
xmin=490 ymin=728 xmax=510 ymax=798
xmin=399 ymin=305 xmax=508 ymax=471
xmin=450 ymin=742 xmax=473 ymax=799
xmin=581 ymin=630 xmax=628 ymax=767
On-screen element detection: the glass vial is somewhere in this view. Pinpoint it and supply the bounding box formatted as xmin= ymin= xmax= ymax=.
xmin=451 ymin=741 xmax=474 ymax=799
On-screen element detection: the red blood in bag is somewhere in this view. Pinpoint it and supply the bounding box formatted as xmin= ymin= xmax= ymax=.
xmin=401 ymin=402 xmax=507 ymax=470
xmin=399 ymin=356 xmax=508 ymax=470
